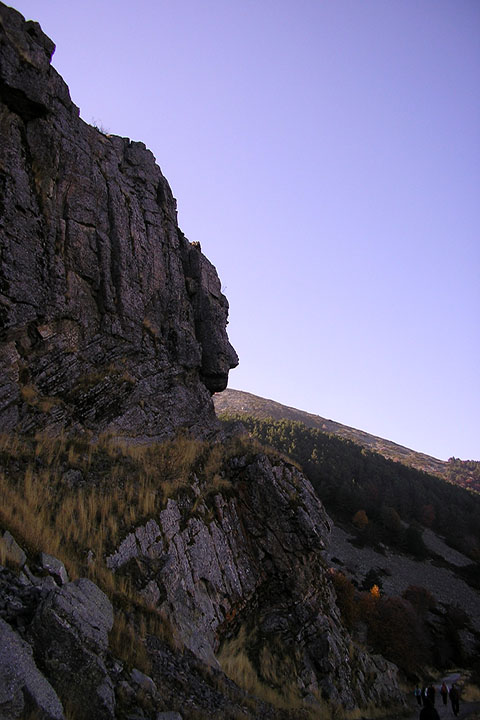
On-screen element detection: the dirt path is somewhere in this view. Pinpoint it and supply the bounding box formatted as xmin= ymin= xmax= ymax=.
xmin=401 ymin=674 xmax=480 ymax=720
xmin=403 ymin=699 xmax=480 ymax=720
xmin=385 ymin=672 xmax=480 ymax=720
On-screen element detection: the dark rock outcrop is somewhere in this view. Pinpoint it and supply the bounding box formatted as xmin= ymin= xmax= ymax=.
xmin=0 ymin=1 xmax=237 ymax=440
xmin=106 ymin=450 xmax=404 ymax=711
xmin=0 ymin=617 xmax=64 ymax=720
xmin=31 ymin=578 xmax=115 ymax=720
xmin=0 ymin=475 xmax=405 ymax=719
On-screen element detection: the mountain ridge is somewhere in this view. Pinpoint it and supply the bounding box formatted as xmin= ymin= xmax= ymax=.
xmin=214 ymin=388 xmax=449 ymax=476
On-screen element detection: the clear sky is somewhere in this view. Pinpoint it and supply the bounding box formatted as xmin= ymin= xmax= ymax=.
xmin=11 ymin=0 xmax=480 ymax=461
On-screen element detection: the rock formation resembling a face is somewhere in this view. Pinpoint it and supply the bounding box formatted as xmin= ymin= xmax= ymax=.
xmin=186 ymin=244 xmax=239 ymax=394
xmin=0 ymin=2 xmax=238 ymax=438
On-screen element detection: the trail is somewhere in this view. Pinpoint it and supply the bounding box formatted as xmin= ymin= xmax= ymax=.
xmin=404 ymin=698 xmax=480 ymax=720
xmin=401 ymin=674 xmax=480 ymax=720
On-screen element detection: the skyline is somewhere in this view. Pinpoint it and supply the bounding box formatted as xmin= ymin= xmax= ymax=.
xmin=10 ymin=0 xmax=480 ymax=460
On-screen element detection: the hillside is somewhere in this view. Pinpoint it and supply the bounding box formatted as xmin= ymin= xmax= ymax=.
xmin=445 ymin=458 xmax=480 ymax=494
xmin=216 ymin=413 xmax=480 ymax=677
xmin=217 ymin=411 xmax=480 ymax=560
xmin=214 ymin=389 xmax=480 ymax=489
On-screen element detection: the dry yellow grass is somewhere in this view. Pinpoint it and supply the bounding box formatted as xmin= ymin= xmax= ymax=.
xmin=0 ymin=430 xmax=287 ymax=681
xmin=0 ymin=430 xmax=262 ymax=585
xmin=462 ymin=682 xmax=480 ymax=702
xmin=20 ymin=384 xmax=38 ymax=403
xmin=109 ymin=610 xmax=152 ymax=674
xmin=217 ymin=625 xmax=327 ymax=718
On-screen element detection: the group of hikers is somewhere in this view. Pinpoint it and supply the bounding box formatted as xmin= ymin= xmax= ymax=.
xmin=415 ymin=682 xmax=461 ymax=719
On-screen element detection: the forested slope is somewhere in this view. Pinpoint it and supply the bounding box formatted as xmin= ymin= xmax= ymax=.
xmin=220 ymin=414 xmax=480 ymax=563
xmin=214 ymin=389 xmax=447 ymax=476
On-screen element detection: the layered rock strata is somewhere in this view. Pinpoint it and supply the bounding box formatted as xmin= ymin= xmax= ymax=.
xmin=0 ymin=553 xmax=115 ymax=720
xmin=0 ymin=446 xmax=405 ymax=718
xmin=0 ymin=2 xmax=237 ymax=439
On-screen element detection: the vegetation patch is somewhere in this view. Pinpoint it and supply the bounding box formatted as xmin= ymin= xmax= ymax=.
xmin=220 ymin=415 xmax=480 ymax=563
xmin=218 ymin=624 xmax=305 ymax=713
xmin=0 ymin=430 xmax=267 ymax=586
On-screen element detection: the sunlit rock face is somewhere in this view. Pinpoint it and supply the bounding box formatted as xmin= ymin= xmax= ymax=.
xmin=0 ymin=2 xmax=238 ymax=439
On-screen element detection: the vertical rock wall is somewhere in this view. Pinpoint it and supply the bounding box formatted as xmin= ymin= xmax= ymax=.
xmin=0 ymin=2 xmax=238 ymax=439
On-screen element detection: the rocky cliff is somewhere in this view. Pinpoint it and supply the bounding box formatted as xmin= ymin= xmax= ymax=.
xmin=0 ymin=4 xmax=407 ymax=720
xmin=0 ymin=1 xmax=238 ymax=440
xmin=105 ymin=448 xmax=401 ymax=709
xmin=0 ymin=437 xmax=405 ymax=720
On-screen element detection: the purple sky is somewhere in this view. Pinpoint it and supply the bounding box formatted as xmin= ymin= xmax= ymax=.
xmin=11 ymin=0 xmax=480 ymax=460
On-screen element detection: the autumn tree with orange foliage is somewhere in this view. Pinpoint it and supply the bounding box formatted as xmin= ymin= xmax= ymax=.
xmin=352 ymin=509 xmax=368 ymax=530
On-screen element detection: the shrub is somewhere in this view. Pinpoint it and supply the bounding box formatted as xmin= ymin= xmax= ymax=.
xmin=402 ymin=586 xmax=436 ymax=616
xmin=330 ymin=570 xmax=356 ymax=629
xmin=364 ymin=595 xmax=430 ymax=674
xmin=352 ymin=509 xmax=368 ymax=530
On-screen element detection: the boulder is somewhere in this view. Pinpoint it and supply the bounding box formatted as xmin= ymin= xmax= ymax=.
xmin=0 ymin=532 xmax=26 ymax=568
xmin=130 ymin=668 xmax=157 ymax=695
xmin=0 ymin=617 xmax=64 ymax=720
xmin=30 ymin=578 xmax=115 ymax=720
xmin=39 ymin=552 xmax=69 ymax=585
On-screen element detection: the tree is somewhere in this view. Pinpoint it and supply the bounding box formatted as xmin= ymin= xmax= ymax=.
xmin=402 ymin=586 xmax=436 ymax=616
xmin=353 ymin=509 xmax=368 ymax=530
xmin=330 ymin=570 xmax=356 ymax=629
xmin=404 ymin=524 xmax=427 ymax=559
xmin=366 ymin=596 xmax=429 ymax=673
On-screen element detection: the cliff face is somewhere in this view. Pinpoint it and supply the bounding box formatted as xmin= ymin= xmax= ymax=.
xmin=105 ymin=448 xmax=402 ymax=711
xmin=0 ymin=2 xmax=238 ymax=439
xmin=0 ymin=5 xmax=407 ymax=720
xmin=0 ymin=440 xmax=405 ymax=719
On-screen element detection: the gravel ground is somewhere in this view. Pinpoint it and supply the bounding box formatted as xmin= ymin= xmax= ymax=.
xmin=422 ymin=531 xmax=473 ymax=568
xmin=326 ymin=526 xmax=480 ymax=631
xmin=394 ymin=673 xmax=480 ymax=720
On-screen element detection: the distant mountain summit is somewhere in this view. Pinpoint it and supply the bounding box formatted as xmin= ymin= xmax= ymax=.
xmin=214 ymin=388 xmax=448 ymax=476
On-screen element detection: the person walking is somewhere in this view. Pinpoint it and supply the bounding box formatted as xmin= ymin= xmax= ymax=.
xmin=440 ymin=682 xmax=448 ymax=706
xmin=420 ymin=699 xmax=440 ymax=720
xmin=415 ymin=685 xmax=423 ymax=706
xmin=449 ymin=684 xmax=460 ymax=716
xmin=427 ymin=685 xmax=436 ymax=706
